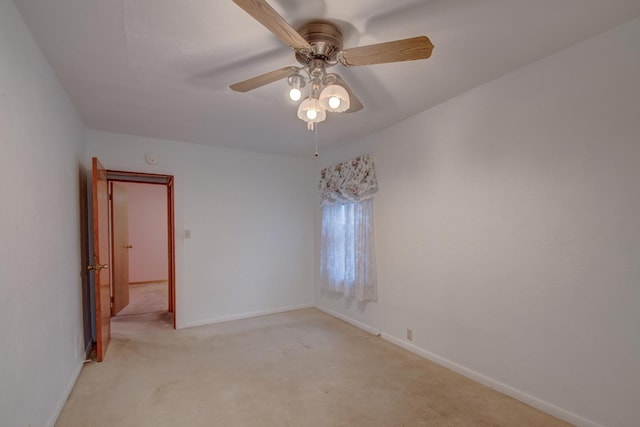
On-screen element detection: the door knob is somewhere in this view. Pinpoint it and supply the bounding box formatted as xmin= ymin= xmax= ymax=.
xmin=87 ymin=263 xmax=108 ymax=272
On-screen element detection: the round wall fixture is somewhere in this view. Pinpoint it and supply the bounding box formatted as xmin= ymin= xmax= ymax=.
xmin=145 ymin=153 xmax=158 ymax=165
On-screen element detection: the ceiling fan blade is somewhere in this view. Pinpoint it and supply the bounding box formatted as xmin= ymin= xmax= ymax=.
xmin=332 ymin=75 xmax=363 ymax=113
xmin=233 ymin=0 xmax=311 ymax=51
xmin=230 ymin=66 xmax=298 ymax=92
xmin=339 ymin=36 xmax=434 ymax=67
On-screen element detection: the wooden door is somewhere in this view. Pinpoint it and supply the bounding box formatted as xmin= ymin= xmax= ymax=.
xmin=111 ymin=183 xmax=130 ymax=315
xmin=91 ymin=158 xmax=110 ymax=362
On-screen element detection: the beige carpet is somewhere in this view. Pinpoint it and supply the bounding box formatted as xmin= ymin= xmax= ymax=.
xmin=116 ymin=282 xmax=167 ymax=317
xmin=57 ymin=309 xmax=571 ymax=427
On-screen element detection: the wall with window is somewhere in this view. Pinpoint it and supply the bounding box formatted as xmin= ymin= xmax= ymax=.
xmin=315 ymin=17 xmax=640 ymax=427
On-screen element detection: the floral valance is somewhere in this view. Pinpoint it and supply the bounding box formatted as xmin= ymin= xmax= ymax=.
xmin=318 ymin=155 xmax=378 ymax=205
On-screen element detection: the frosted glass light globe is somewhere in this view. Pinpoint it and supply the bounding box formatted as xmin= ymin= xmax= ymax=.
xmin=297 ymin=96 xmax=326 ymax=126
xmin=319 ymin=84 xmax=350 ymax=113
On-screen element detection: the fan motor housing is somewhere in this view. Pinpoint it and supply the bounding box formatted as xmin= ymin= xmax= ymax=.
xmin=295 ymin=21 xmax=343 ymax=64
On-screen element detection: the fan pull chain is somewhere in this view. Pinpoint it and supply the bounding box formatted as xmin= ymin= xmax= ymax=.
xmin=314 ymin=124 xmax=319 ymax=157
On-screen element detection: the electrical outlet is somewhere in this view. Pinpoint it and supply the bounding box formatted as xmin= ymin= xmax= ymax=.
xmin=184 ymin=229 xmax=191 ymax=239
xmin=406 ymin=328 xmax=413 ymax=341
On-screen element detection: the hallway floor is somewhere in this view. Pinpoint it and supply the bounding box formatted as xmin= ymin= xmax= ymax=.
xmin=111 ymin=281 xmax=172 ymax=341
xmin=116 ymin=282 xmax=167 ymax=317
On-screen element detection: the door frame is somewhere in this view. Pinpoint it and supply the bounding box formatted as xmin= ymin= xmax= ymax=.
xmin=107 ymin=170 xmax=177 ymax=329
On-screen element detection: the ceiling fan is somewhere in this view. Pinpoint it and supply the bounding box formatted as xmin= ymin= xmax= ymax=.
xmin=229 ymin=0 xmax=434 ymax=130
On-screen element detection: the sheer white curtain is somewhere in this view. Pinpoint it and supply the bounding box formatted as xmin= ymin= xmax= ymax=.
xmin=320 ymin=199 xmax=377 ymax=301
xmin=318 ymin=155 xmax=378 ymax=302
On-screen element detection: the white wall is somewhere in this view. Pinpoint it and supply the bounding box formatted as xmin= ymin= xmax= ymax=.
xmin=120 ymin=182 xmax=169 ymax=283
xmin=315 ymin=17 xmax=640 ymax=427
xmin=0 ymin=1 xmax=87 ymax=426
xmin=87 ymin=131 xmax=315 ymax=328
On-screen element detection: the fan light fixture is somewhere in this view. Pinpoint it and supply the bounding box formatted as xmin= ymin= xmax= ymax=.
xmin=229 ymin=1 xmax=434 ymax=134
xmin=289 ymin=66 xmax=350 ymax=131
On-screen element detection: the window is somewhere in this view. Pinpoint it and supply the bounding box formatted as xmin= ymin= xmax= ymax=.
xmin=318 ymin=156 xmax=378 ymax=301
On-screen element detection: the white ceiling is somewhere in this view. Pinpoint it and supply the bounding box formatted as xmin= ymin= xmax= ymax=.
xmin=14 ymin=0 xmax=640 ymax=157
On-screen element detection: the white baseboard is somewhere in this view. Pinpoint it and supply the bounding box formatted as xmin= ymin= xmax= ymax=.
xmin=314 ymin=304 xmax=603 ymax=427
xmin=182 ymin=304 xmax=314 ymax=329
xmin=47 ymin=359 xmax=84 ymax=427
xmin=313 ymin=304 xmax=382 ymax=336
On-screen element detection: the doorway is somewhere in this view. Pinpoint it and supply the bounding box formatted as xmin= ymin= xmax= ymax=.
xmin=89 ymin=159 xmax=177 ymax=361
xmin=107 ymin=170 xmax=176 ymax=329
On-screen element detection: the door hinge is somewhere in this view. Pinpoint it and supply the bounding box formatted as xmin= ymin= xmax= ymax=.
xmin=108 ymin=193 xmax=112 ymax=201
xmin=110 ymin=296 xmax=114 ymax=307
